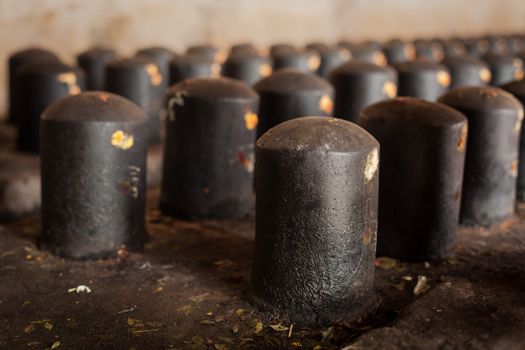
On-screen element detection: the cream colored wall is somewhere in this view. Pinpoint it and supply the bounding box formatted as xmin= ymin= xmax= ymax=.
xmin=1 ymin=0 xmax=525 ymax=115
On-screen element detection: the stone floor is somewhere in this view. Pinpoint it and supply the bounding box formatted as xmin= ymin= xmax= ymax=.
xmin=1 ymin=190 xmax=525 ymax=349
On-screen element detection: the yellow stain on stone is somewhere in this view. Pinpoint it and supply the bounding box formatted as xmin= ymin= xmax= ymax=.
xmin=516 ymin=109 xmax=524 ymax=132
xmin=244 ymin=111 xmax=259 ymax=130
xmin=479 ymin=68 xmax=492 ymax=83
xmin=145 ymin=64 xmax=162 ymax=86
xmin=373 ymin=51 xmax=387 ymax=66
xmin=319 ymin=95 xmax=333 ymax=114
xmin=98 ymin=93 xmax=110 ymax=102
xmin=364 ymin=148 xmax=379 ymax=182
xmin=511 ymin=159 xmax=519 ymax=176
xmin=457 ymin=123 xmax=468 ymax=151
xmin=58 ymin=72 xmax=81 ymax=96
xmin=258 ymin=63 xmax=272 ymax=78
xmin=111 ymin=130 xmax=134 ymax=150
xmin=382 ymin=81 xmax=397 ymax=98
xmin=215 ymin=51 xmax=227 ymax=64
xmin=437 ymin=71 xmax=451 ymax=87
xmin=307 ymin=53 xmax=321 ymax=71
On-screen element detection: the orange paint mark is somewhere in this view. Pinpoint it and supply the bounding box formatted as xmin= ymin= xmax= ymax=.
xmin=145 ymin=63 xmax=162 ymax=86
xmin=383 ymin=81 xmax=397 ymax=98
xmin=457 ymin=124 xmax=468 ymax=151
xmin=244 ymin=111 xmax=258 ymax=130
xmin=98 ymin=93 xmax=110 ymax=102
xmin=437 ymin=71 xmax=451 ymax=87
xmin=236 ymin=152 xmax=254 ymax=172
xmin=319 ymin=95 xmax=333 ymax=114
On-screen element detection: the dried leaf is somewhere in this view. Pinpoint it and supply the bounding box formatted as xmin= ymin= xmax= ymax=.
xmin=391 ymin=281 xmax=405 ymax=291
xmin=50 ymin=341 xmax=61 ymax=349
xmin=269 ymin=323 xmax=289 ymax=332
xmin=235 ymin=308 xmax=244 ymax=317
xmin=200 ymin=320 xmax=215 ymax=326
xmin=255 ymin=321 xmax=263 ymax=333
xmin=177 ymin=305 xmax=193 ymax=315
xmin=189 ymin=293 xmax=209 ymax=303
xmin=24 ymin=324 xmax=35 ymax=333
xmin=291 ymin=341 xmax=302 ymax=347
xmin=44 ymin=321 xmax=53 ymax=331
xmin=414 ymin=275 xmax=431 ymax=296
xmin=321 ymin=326 xmax=334 ymax=342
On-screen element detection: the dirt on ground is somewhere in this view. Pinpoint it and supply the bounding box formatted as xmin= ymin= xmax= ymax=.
xmin=1 ymin=190 xmax=525 ymax=350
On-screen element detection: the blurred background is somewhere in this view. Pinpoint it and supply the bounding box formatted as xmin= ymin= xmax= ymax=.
xmin=1 ymin=0 xmax=525 ymax=114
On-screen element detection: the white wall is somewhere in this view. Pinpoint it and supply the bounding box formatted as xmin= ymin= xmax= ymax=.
xmin=1 ymin=0 xmax=525 ymax=114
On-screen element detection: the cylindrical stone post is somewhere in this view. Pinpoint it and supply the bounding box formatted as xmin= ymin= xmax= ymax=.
xmin=272 ymin=49 xmax=320 ymax=73
xmin=414 ymin=39 xmax=445 ymax=62
xmin=254 ymin=68 xmax=334 ymax=138
xmin=229 ymin=43 xmax=258 ymax=56
xmin=358 ymin=97 xmax=467 ymax=260
xmin=39 ymin=92 xmax=148 ymax=259
xmin=383 ymin=39 xmax=416 ymax=64
xmin=251 ymin=116 xmax=379 ymax=325
xmin=8 ymin=47 xmax=60 ymax=123
xmin=105 ymin=58 xmax=163 ymax=144
xmin=16 ymin=61 xmax=84 ymax=153
xmin=305 ymin=43 xmax=352 ymax=78
xmin=501 ymin=80 xmax=525 ymax=201
xmin=395 ymin=61 xmax=451 ymax=101
xmin=482 ymin=53 xmax=524 ymax=86
xmin=77 ymin=47 xmax=117 ymax=90
xmin=439 ymin=86 xmax=523 ymax=226
xmin=442 ymin=56 xmax=492 ymax=89
xmin=222 ymin=52 xmax=273 ymax=86
xmin=330 ymin=61 xmax=398 ymax=122
xmin=136 ymin=46 xmax=177 ymax=92
xmin=160 ymin=78 xmax=259 ymax=219
xmin=187 ymin=44 xmax=226 ymax=64
xmin=169 ymin=54 xmax=220 ymax=85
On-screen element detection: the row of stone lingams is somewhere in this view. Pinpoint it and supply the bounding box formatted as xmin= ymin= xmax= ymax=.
xmin=3 ymin=33 xmax=525 ymax=326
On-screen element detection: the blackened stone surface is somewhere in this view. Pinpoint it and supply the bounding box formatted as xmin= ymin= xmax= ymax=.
xmin=501 ymin=80 xmax=525 ymax=201
xmin=443 ymin=56 xmax=492 ymax=89
xmin=383 ymin=39 xmax=416 ymax=64
xmin=161 ymin=78 xmax=259 ymax=219
xmin=169 ymin=54 xmax=218 ymax=85
xmin=252 ymin=117 xmax=379 ymax=326
xmin=439 ymin=86 xmax=523 ymax=226
xmin=305 ymin=44 xmax=351 ymax=78
xmin=2 ymin=189 xmax=525 ymax=349
xmin=40 ymin=92 xmax=149 ymax=259
xmin=330 ymin=61 xmax=398 ymax=122
xmin=395 ymin=60 xmax=451 ymax=101
xmin=16 ymin=61 xmax=85 ymax=153
xmin=8 ymin=48 xmax=60 ymax=123
xmin=222 ymin=53 xmax=273 ymax=86
xmin=359 ymin=98 xmax=467 ymax=261
xmin=413 ymin=39 xmax=445 ymax=62
xmin=254 ymin=69 xmax=334 ymax=138
xmin=482 ymin=53 xmax=524 ymax=86
xmin=272 ymin=49 xmax=320 ymax=73
xmin=77 ymin=47 xmax=117 ymax=91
